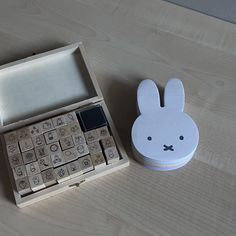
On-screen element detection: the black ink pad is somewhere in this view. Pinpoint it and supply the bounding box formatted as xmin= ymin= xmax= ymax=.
xmin=77 ymin=106 xmax=108 ymax=131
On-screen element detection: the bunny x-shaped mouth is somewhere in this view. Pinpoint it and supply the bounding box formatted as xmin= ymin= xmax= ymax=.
xmin=163 ymin=145 xmax=174 ymax=151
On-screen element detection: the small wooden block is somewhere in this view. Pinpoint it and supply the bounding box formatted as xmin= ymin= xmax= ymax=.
xmin=66 ymin=160 xmax=83 ymax=178
xmin=104 ymin=147 xmax=120 ymax=164
xmin=4 ymin=131 xmax=18 ymax=145
xmin=68 ymin=122 xmax=82 ymax=134
xmin=48 ymin=142 xmax=61 ymax=154
xmin=15 ymin=177 xmax=32 ymax=195
xmin=19 ymin=138 xmax=34 ymax=152
xmin=56 ymin=125 xmax=70 ymax=138
xmin=50 ymin=152 xmax=65 ymax=167
xmin=44 ymin=130 xmax=59 ymax=144
xmin=96 ymin=126 xmax=110 ymax=139
xmin=32 ymin=134 xmax=46 ymax=147
xmin=52 ymin=115 xmax=66 ymax=128
xmin=84 ymin=130 xmax=99 ymax=144
xmin=7 ymin=143 xmax=20 ymax=157
xmin=72 ymin=133 xmax=86 ymax=145
xmin=38 ymin=155 xmax=53 ymax=171
xmin=101 ymin=136 xmax=116 ymax=150
xmin=8 ymin=153 xmax=24 ymax=168
xmin=16 ymin=127 xmax=31 ymax=141
xmin=13 ymin=165 xmax=27 ymax=179
xmin=35 ymin=145 xmax=49 ymax=159
xmin=64 ymin=111 xmax=78 ymax=124
xmin=41 ymin=168 xmax=57 ymax=187
xmin=63 ymin=147 xmax=78 ymax=162
xmin=54 ymin=165 xmax=70 ymax=183
xmin=77 ymin=155 xmax=94 ymax=174
xmin=25 ymin=161 xmax=41 ymax=176
xmin=40 ymin=119 xmax=54 ymax=132
xmin=75 ymin=144 xmax=89 ymax=157
xmin=60 ymin=136 xmax=74 ymax=150
xmin=22 ymin=150 xmax=37 ymax=164
xmin=29 ymin=123 xmax=43 ymax=136
xmin=90 ymin=153 xmax=107 ymax=169
xmin=87 ymin=141 xmax=102 ymax=155
xmin=28 ymin=173 xmax=45 ymax=192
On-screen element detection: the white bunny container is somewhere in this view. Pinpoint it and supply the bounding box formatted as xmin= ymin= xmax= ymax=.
xmin=131 ymin=79 xmax=199 ymax=171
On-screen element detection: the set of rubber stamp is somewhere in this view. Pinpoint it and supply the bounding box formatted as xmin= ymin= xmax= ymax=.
xmin=5 ymin=106 xmax=120 ymax=195
xmin=0 ymin=43 xmax=129 ymax=207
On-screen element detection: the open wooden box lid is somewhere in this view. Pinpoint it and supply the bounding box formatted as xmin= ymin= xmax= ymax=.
xmin=0 ymin=42 xmax=103 ymax=133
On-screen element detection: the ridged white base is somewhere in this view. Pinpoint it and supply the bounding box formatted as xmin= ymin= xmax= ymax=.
xmin=132 ymin=144 xmax=195 ymax=171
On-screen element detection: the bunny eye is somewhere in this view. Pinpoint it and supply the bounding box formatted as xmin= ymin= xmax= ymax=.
xmin=147 ymin=136 xmax=152 ymax=141
xmin=179 ymin=135 xmax=184 ymax=140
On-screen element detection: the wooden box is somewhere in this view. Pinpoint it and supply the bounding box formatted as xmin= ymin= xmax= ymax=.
xmin=0 ymin=42 xmax=129 ymax=207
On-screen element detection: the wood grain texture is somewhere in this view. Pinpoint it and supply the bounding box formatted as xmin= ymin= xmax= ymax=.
xmin=0 ymin=0 xmax=236 ymax=235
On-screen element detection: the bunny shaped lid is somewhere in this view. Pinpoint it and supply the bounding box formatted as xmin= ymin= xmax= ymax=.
xmin=131 ymin=79 xmax=199 ymax=171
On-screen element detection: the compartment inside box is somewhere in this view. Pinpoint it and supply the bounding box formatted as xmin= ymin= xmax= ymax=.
xmin=0 ymin=44 xmax=98 ymax=126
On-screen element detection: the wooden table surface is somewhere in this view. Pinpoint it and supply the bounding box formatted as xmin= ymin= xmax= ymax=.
xmin=0 ymin=1 xmax=235 ymax=235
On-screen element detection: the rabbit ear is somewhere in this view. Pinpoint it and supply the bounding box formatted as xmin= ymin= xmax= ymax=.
xmin=137 ymin=79 xmax=161 ymax=114
xmin=164 ymin=78 xmax=185 ymax=111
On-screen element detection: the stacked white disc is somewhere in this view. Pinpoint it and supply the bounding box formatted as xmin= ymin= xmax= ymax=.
xmin=131 ymin=79 xmax=199 ymax=171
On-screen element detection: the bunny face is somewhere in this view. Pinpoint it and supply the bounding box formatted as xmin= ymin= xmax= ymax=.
xmin=131 ymin=79 xmax=199 ymax=170
xmin=132 ymin=110 xmax=199 ymax=164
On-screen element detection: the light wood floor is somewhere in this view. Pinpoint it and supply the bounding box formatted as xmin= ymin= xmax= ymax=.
xmin=0 ymin=1 xmax=236 ymax=235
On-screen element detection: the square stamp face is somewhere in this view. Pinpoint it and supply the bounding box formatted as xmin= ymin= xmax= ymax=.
xmin=8 ymin=153 xmax=24 ymax=168
xmin=101 ymin=136 xmax=116 ymax=150
xmin=40 ymin=119 xmax=54 ymax=132
xmin=56 ymin=125 xmax=70 ymax=138
xmin=72 ymin=133 xmax=86 ymax=146
xmin=84 ymin=130 xmax=99 ymax=144
xmin=48 ymin=142 xmax=61 ymax=154
xmin=41 ymin=168 xmax=57 ymax=187
xmin=38 ymin=155 xmax=53 ymax=171
xmin=32 ymin=134 xmax=46 ymax=147
xmin=7 ymin=143 xmax=20 ymax=157
xmin=63 ymin=147 xmax=78 ymax=162
xmin=60 ymin=136 xmax=74 ymax=150
xmin=52 ymin=115 xmax=66 ymax=128
xmin=19 ymin=138 xmax=34 ymax=152
xmin=28 ymin=173 xmax=45 ymax=192
xmin=96 ymin=126 xmax=110 ymax=139
xmin=66 ymin=160 xmax=82 ymax=178
xmin=64 ymin=112 xmax=78 ymax=124
xmin=75 ymin=144 xmax=89 ymax=157
xmin=77 ymin=155 xmax=94 ymax=174
xmin=90 ymin=153 xmax=106 ymax=169
xmin=29 ymin=123 xmax=42 ymax=137
xmin=44 ymin=130 xmax=59 ymax=144
xmin=13 ymin=165 xmax=27 ymax=179
xmin=4 ymin=131 xmax=18 ymax=145
xmin=25 ymin=161 xmax=41 ymax=176
xmin=16 ymin=128 xmax=31 ymax=141
xmin=104 ymin=147 xmax=120 ymax=164
xmin=54 ymin=165 xmax=70 ymax=183
xmin=87 ymin=141 xmax=102 ymax=155
xmin=68 ymin=122 xmax=82 ymax=135
xmin=22 ymin=150 xmax=37 ymax=164
xmin=50 ymin=152 xmax=65 ymax=167
xmin=15 ymin=177 xmax=31 ymax=195
xmin=35 ymin=145 xmax=49 ymax=159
